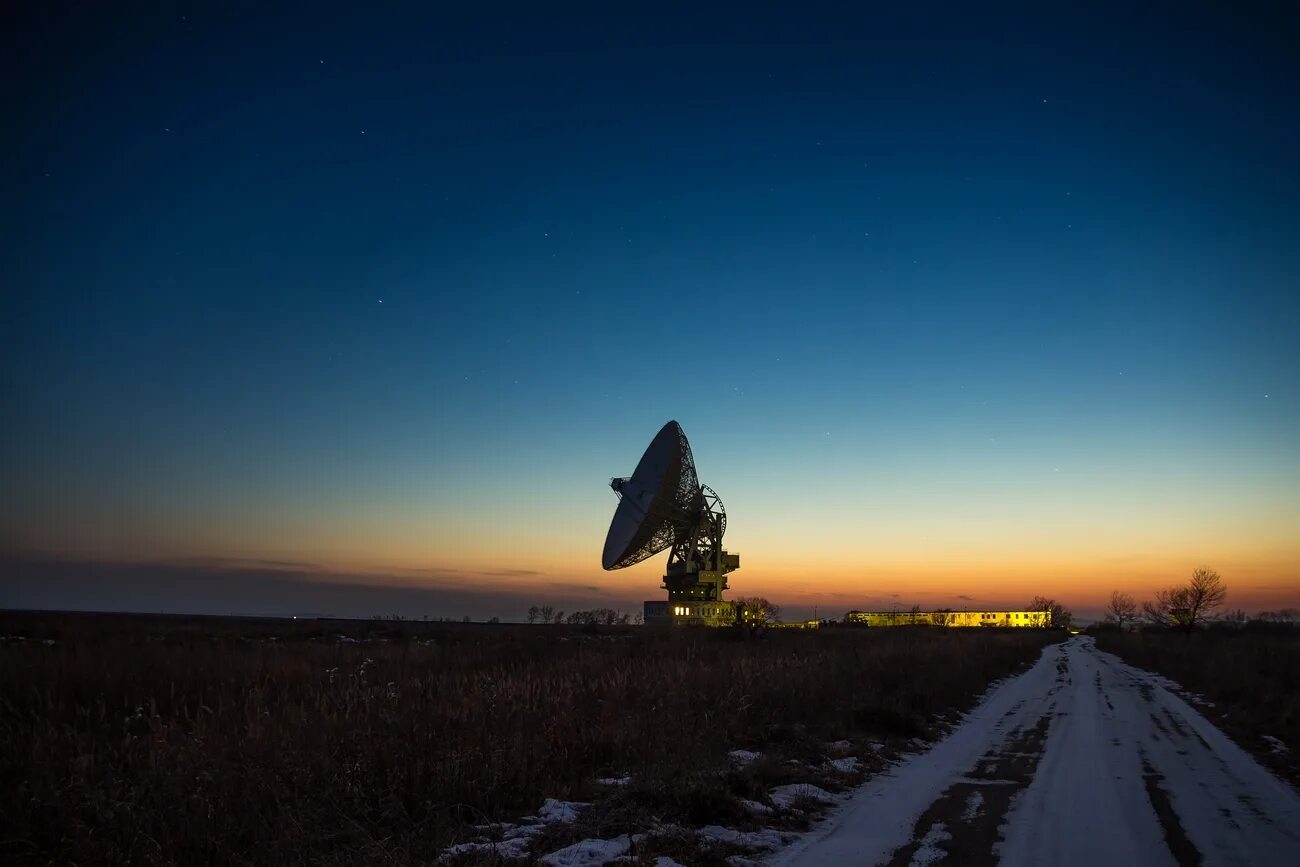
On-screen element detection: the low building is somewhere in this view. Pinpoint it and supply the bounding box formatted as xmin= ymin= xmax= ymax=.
xmin=642 ymin=599 xmax=766 ymax=627
xmin=844 ymin=610 xmax=1050 ymax=628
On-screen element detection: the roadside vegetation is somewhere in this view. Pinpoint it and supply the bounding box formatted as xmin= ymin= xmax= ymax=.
xmin=0 ymin=612 xmax=1060 ymax=866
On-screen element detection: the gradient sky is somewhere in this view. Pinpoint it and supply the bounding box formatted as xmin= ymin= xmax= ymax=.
xmin=3 ymin=3 xmax=1297 ymax=620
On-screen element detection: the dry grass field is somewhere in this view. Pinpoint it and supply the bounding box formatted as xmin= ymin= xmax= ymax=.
xmin=1 ymin=613 xmax=1061 ymax=865
xmin=1093 ymin=627 xmax=1300 ymax=785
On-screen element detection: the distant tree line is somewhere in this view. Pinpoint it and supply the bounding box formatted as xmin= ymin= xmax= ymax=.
xmin=525 ymin=605 xmax=636 ymax=625
xmin=1104 ymin=567 xmax=1239 ymax=633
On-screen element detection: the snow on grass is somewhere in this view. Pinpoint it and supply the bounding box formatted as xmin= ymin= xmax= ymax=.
xmin=443 ymin=798 xmax=589 ymax=861
xmin=652 ymin=859 xmax=685 ymax=867
xmin=910 ymin=821 xmax=952 ymax=866
xmin=536 ymin=798 xmax=590 ymax=823
xmin=739 ymin=798 xmax=775 ymax=816
xmin=597 ymin=775 xmax=632 ymax=786
xmin=769 ymin=784 xmax=836 ymax=809
xmin=538 ymin=835 xmax=635 ymax=866
xmin=1262 ymin=735 xmax=1289 ymax=754
xmin=826 ymin=739 xmax=853 ymax=752
xmin=827 ymin=757 xmax=861 ymax=773
xmin=961 ymin=790 xmax=985 ymax=821
xmin=440 ymin=837 xmax=531 ymax=861
xmin=504 ymin=823 xmax=547 ymax=840
xmin=728 ymin=749 xmax=762 ymax=765
xmin=698 ymin=825 xmax=791 ymax=851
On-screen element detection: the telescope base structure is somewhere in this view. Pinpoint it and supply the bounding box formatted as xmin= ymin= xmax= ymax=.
xmin=643 ymin=551 xmax=760 ymax=626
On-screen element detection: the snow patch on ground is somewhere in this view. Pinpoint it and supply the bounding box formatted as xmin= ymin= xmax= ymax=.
xmin=440 ymin=837 xmax=531 ymax=860
xmin=739 ymin=798 xmax=774 ymax=816
xmin=442 ymin=798 xmax=590 ymax=861
xmin=961 ymin=790 xmax=985 ymax=821
xmin=827 ymin=757 xmax=861 ymax=773
xmin=538 ymin=836 xmax=635 ymax=866
xmin=769 ymin=784 xmax=836 ymax=809
xmin=910 ymin=822 xmax=952 ymax=866
xmin=504 ymin=823 xmax=547 ymax=840
xmin=536 ymin=798 xmax=590 ymax=823
xmin=826 ymin=739 xmax=853 ymax=752
xmin=1262 ymin=735 xmax=1289 ymax=755
xmin=729 ymin=749 xmax=762 ymax=765
xmin=651 ymin=858 xmax=685 ymax=867
xmin=597 ymin=775 xmax=632 ymax=786
xmin=698 ymin=825 xmax=790 ymax=851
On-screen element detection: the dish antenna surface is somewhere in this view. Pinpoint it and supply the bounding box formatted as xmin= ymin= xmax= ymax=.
xmin=603 ymin=421 xmax=740 ymax=621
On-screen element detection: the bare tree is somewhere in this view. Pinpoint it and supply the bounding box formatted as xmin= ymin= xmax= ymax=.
xmin=1142 ymin=567 xmax=1227 ymax=633
xmin=1106 ymin=591 xmax=1138 ymax=630
xmin=552 ymin=609 xmax=565 ymax=625
xmin=526 ymin=605 xmax=540 ymax=624
xmin=1028 ymin=596 xmax=1073 ymax=630
xmin=736 ymin=596 xmax=781 ymax=623
xmin=538 ymin=605 xmax=555 ymax=625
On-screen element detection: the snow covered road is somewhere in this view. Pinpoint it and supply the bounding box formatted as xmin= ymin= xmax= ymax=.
xmin=771 ymin=636 xmax=1300 ymax=866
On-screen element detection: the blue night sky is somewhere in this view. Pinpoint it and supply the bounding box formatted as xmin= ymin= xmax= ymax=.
xmin=3 ymin=3 xmax=1298 ymax=620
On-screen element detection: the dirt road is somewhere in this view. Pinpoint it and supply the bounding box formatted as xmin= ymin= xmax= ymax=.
xmin=771 ymin=636 xmax=1300 ymax=866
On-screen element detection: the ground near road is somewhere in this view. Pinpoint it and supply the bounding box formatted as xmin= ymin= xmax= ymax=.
xmin=773 ymin=636 xmax=1300 ymax=867
xmin=1094 ymin=628 xmax=1300 ymax=786
xmin=0 ymin=612 xmax=1057 ymax=866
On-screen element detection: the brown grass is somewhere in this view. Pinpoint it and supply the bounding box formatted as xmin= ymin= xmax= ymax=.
xmin=0 ymin=613 xmax=1060 ymax=865
xmin=1093 ymin=627 xmax=1300 ymax=785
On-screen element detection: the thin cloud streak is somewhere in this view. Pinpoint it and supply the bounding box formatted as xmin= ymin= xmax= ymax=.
xmin=0 ymin=553 xmax=641 ymax=621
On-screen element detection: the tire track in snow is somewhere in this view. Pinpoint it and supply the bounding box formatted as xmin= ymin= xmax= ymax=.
xmin=883 ymin=713 xmax=1054 ymax=867
xmin=770 ymin=637 xmax=1300 ymax=867
xmin=1140 ymin=750 xmax=1201 ymax=867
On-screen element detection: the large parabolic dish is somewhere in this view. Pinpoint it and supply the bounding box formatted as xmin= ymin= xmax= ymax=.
xmin=601 ymin=420 xmax=707 ymax=570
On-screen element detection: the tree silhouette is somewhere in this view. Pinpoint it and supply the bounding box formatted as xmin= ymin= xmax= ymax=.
xmin=1028 ymin=596 xmax=1073 ymax=629
xmin=1105 ymin=591 xmax=1138 ymax=629
xmin=1142 ymin=567 xmax=1227 ymax=633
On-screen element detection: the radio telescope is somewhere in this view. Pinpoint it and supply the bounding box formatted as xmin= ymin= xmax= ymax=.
xmin=602 ymin=421 xmax=741 ymax=625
